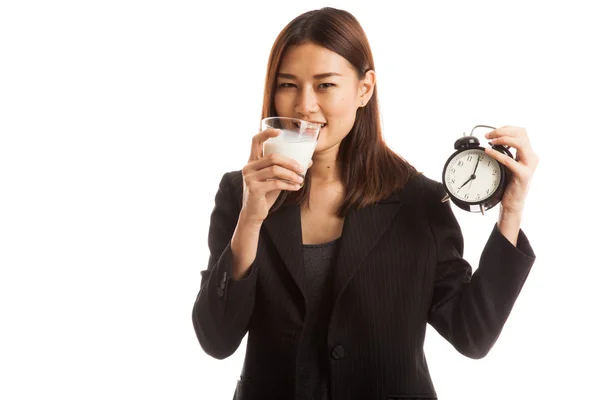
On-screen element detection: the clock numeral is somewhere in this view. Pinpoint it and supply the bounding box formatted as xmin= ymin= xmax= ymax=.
xmin=467 ymin=155 xmax=473 ymax=162
xmin=486 ymin=189 xmax=490 ymax=194
xmin=450 ymin=168 xmax=456 ymax=174
xmin=450 ymin=178 xmax=455 ymax=184
xmin=492 ymin=169 xmax=498 ymax=175
xmin=464 ymin=193 xmax=469 ymax=200
xmin=487 ymin=160 xmax=491 ymax=166
xmin=476 ymin=194 xmax=480 ymax=200
xmin=457 ymin=161 xmax=464 ymax=167
xmin=493 ymin=181 xmax=498 ymax=186
xmin=478 ymin=155 xmax=484 ymax=161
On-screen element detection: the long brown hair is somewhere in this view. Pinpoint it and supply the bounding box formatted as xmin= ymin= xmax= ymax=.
xmin=262 ymin=7 xmax=418 ymax=217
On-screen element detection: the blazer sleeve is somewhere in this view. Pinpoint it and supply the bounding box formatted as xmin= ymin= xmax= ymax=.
xmin=192 ymin=171 xmax=258 ymax=360
xmin=427 ymin=184 xmax=536 ymax=359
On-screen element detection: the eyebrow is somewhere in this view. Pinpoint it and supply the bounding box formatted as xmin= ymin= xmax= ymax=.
xmin=277 ymin=72 xmax=343 ymax=79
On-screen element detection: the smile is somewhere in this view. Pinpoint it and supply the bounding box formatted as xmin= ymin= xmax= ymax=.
xmin=294 ymin=121 xmax=327 ymax=129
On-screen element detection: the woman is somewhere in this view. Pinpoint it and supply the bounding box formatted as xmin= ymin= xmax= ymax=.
xmin=192 ymin=7 xmax=538 ymax=400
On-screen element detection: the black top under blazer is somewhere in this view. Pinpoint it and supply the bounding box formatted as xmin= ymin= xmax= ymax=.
xmin=192 ymin=170 xmax=536 ymax=400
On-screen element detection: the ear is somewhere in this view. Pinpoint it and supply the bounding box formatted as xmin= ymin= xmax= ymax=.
xmin=357 ymin=70 xmax=376 ymax=107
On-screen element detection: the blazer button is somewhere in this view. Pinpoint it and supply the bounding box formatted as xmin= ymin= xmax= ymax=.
xmin=331 ymin=345 xmax=345 ymax=360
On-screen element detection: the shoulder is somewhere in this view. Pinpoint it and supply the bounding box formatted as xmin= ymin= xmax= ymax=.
xmin=220 ymin=169 xmax=447 ymax=209
xmin=221 ymin=169 xmax=243 ymax=190
xmin=387 ymin=172 xmax=446 ymax=206
xmin=215 ymin=170 xmax=244 ymax=208
xmin=406 ymin=173 xmax=460 ymax=235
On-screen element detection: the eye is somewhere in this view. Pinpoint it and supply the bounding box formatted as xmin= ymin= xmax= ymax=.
xmin=318 ymin=83 xmax=336 ymax=89
xmin=277 ymin=82 xmax=296 ymax=89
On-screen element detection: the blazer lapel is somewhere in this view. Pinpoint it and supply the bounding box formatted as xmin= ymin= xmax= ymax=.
xmin=262 ymin=190 xmax=405 ymax=311
xmin=263 ymin=204 xmax=306 ymax=300
xmin=332 ymin=197 xmax=403 ymax=305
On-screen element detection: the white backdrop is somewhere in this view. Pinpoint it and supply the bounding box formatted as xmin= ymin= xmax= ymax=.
xmin=1 ymin=0 xmax=599 ymax=399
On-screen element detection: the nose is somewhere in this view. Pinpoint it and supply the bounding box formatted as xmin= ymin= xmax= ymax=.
xmin=294 ymin=86 xmax=319 ymax=116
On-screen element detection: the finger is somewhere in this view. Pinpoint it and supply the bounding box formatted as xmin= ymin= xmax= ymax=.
xmin=488 ymin=136 xmax=535 ymax=165
xmin=251 ymin=153 xmax=305 ymax=176
xmin=484 ymin=126 xmax=524 ymax=139
xmin=249 ymin=129 xmax=281 ymax=162
xmin=267 ymin=179 xmax=302 ymax=193
xmin=251 ymin=177 xmax=302 ymax=194
xmin=308 ymin=159 xmax=313 ymax=169
xmin=488 ymin=136 xmax=525 ymax=148
xmin=253 ymin=164 xmax=305 ymax=185
xmin=484 ymin=147 xmax=528 ymax=176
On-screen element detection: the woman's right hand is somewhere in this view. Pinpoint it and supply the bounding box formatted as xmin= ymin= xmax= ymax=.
xmin=240 ymin=128 xmax=306 ymax=224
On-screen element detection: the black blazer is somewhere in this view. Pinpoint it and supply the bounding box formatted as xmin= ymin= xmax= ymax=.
xmin=192 ymin=171 xmax=536 ymax=400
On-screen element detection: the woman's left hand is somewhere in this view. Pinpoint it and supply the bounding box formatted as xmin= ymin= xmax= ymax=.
xmin=484 ymin=126 xmax=539 ymax=215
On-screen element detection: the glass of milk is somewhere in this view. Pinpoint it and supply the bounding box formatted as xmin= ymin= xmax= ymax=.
xmin=261 ymin=117 xmax=322 ymax=182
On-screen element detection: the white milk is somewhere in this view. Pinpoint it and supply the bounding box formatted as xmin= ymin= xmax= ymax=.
xmin=263 ymin=129 xmax=317 ymax=173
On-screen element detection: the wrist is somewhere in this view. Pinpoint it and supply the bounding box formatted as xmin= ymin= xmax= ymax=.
xmin=238 ymin=209 xmax=266 ymax=229
xmin=499 ymin=204 xmax=524 ymax=221
xmin=497 ymin=206 xmax=523 ymax=246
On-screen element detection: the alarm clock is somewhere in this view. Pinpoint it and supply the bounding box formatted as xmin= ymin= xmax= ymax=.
xmin=441 ymin=125 xmax=514 ymax=215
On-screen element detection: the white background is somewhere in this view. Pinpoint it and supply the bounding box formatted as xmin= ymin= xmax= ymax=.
xmin=1 ymin=0 xmax=598 ymax=399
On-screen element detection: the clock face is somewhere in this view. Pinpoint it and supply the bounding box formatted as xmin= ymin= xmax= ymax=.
xmin=444 ymin=148 xmax=502 ymax=204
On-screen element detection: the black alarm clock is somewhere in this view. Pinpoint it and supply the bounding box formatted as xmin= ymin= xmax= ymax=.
xmin=441 ymin=125 xmax=514 ymax=215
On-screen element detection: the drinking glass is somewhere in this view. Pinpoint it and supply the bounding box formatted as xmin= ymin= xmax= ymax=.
xmin=261 ymin=117 xmax=322 ymax=179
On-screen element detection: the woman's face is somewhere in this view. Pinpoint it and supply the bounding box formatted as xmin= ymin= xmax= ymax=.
xmin=274 ymin=42 xmax=371 ymax=154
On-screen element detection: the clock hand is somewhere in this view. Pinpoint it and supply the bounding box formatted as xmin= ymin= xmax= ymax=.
xmin=472 ymin=155 xmax=481 ymax=175
xmin=457 ymin=155 xmax=481 ymax=193
xmin=457 ymin=176 xmax=473 ymax=192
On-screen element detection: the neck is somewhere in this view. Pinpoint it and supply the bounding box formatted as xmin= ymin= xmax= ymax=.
xmin=309 ymin=146 xmax=342 ymax=185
